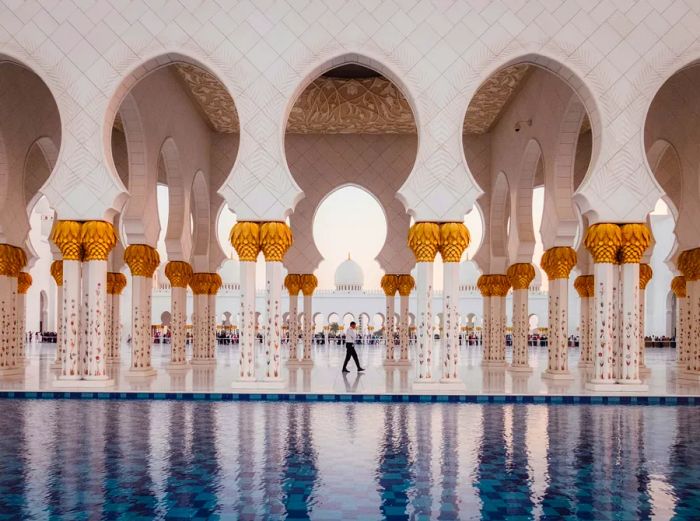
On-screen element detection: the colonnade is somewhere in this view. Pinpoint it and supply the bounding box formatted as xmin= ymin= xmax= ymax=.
xmin=0 ymin=245 xmax=27 ymax=375
xmin=677 ymin=248 xmax=700 ymax=382
xmin=380 ymin=274 xmax=415 ymax=367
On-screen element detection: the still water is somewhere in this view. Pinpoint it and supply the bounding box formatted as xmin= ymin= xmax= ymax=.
xmin=0 ymin=400 xmax=698 ymax=520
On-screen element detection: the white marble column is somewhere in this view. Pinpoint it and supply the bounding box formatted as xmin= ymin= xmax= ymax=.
xmin=51 ymin=266 xmax=63 ymax=368
xmin=81 ymin=260 xmax=111 ymax=382
xmin=208 ymin=274 xmax=221 ymax=361
xmin=60 ymin=259 xmax=81 ymax=379
xmin=16 ymin=272 xmax=31 ymax=365
xmin=284 ymin=274 xmax=301 ymax=361
xmin=507 ymin=264 xmax=535 ymax=371
xmin=107 ymin=273 xmax=126 ymax=362
xmin=639 ymin=264 xmax=652 ymax=374
xmin=165 ymin=261 xmax=192 ymax=368
xmin=585 ymin=224 xmax=621 ymax=391
xmin=381 ymin=274 xmax=398 ymax=365
xmin=680 ymin=257 xmax=700 ymax=381
xmin=672 ymin=276 xmax=687 ymax=372
xmin=493 ymin=293 xmax=507 ymax=364
xmin=302 ymin=293 xmax=314 ymax=364
xmin=397 ymin=274 xmax=414 ymax=365
xmin=479 ymin=275 xmax=509 ymax=367
xmin=540 ymin=247 xmax=577 ymax=380
xmin=238 ymin=261 xmax=257 ymax=380
xmin=190 ymin=274 xmax=211 ymax=364
xmin=575 ymin=275 xmax=594 ymax=367
xmin=441 ymin=262 xmax=460 ymax=381
xmin=0 ymin=247 xmax=21 ymax=375
xmin=264 ymin=261 xmax=284 ymax=380
xmin=481 ymin=293 xmax=491 ymax=363
xmin=124 ymin=244 xmax=159 ymax=377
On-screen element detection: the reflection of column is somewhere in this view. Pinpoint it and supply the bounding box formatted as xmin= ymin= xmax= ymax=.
xmin=165 ymin=261 xmax=192 ymax=367
xmin=617 ymin=224 xmax=650 ymax=386
xmin=0 ymin=245 xmax=23 ymax=375
xmin=80 ymin=221 xmax=116 ymax=382
xmin=300 ymin=274 xmax=318 ymax=365
xmin=672 ymin=276 xmax=687 ymax=372
xmin=507 ymin=263 xmax=535 ymax=371
xmin=540 ymin=247 xmax=577 ymax=379
xmin=107 ymin=273 xmax=126 ymax=362
xmin=260 ymin=222 xmax=293 ymax=381
xmin=438 ymin=405 xmax=459 ymax=519
xmin=397 ymin=275 xmax=414 ymax=364
xmin=439 ymin=222 xmax=469 ymax=382
xmin=231 ymin=222 xmax=260 ymax=381
xmin=284 ymin=274 xmax=301 ymax=359
xmin=585 ymin=224 xmax=621 ymax=390
xmin=408 ymin=223 xmax=440 ymax=380
xmin=639 ymin=263 xmax=653 ymax=373
xmin=50 ymin=261 xmax=63 ymax=368
xmin=51 ymin=222 xmax=82 ymax=380
xmin=381 ymin=274 xmax=398 ymax=364
xmin=678 ymin=248 xmax=700 ymax=380
xmin=17 ymin=272 xmax=32 ymax=364
xmin=574 ymin=275 xmax=595 ymax=367
xmin=190 ymin=273 xmax=211 ymax=364
xmin=478 ymin=275 xmax=510 ymax=366
xmin=124 ymin=244 xmax=160 ymax=376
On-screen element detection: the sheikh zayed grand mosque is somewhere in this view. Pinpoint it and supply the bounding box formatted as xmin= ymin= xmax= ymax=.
xmin=4 ymin=1 xmax=700 ymax=519
xmin=0 ymin=0 xmax=697 ymax=395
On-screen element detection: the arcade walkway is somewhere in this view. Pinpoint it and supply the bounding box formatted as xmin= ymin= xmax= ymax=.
xmin=1 ymin=342 xmax=697 ymax=397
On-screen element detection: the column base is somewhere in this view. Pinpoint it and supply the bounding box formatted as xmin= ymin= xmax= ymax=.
xmin=508 ymin=364 xmax=533 ymax=373
xmin=126 ymin=367 xmax=157 ymax=378
xmin=383 ymin=359 xmax=403 ymax=367
xmin=412 ymin=380 xmax=465 ymax=392
xmin=50 ymin=361 xmax=62 ymax=369
xmin=585 ymin=380 xmax=649 ymax=392
xmin=106 ymin=357 xmax=120 ymax=364
xmin=190 ymin=358 xmax=216 ymax=366
xmin=166 ymin=362 xmax=190 ymax=371
xmin=639 ymin=366 xmax=652 ymax=376
xmin=678 ymin=371 xmax=700 ymax=382
xmin=578 ymin=361 xmax=594 ymax=368
xmin=231 ymin=378 xmax=258 ymax=390
xmin=54 ymin=377 xmax=115 ymax=388
xmin=482 ymin=360 xmax=508 ymax=368
xmin=542 ymin=370 xmax=574 ymax=380
xmin=256 ymin=379 xmax=288 ymax=390
xmin=288 ymin=358 xmax=314 ymax=367
xmin=0 ymin=366 xmax=24 ymax=376
xmin=394 ymin=359 xmax=411 ymax=366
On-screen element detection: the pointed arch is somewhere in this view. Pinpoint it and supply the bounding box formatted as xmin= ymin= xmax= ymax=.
xmin=160 ymin=137 xmax=191 ymax=261
xmin=190 ymin=171 xmax=210 ymax=271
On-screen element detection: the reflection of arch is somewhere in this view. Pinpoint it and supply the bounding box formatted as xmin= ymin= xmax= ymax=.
xmin=39 ymin=290 xmax=47 ymax=332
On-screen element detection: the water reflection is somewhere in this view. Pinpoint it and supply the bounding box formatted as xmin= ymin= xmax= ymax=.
xmin=0 ymin=401 xmax=698 ymax=519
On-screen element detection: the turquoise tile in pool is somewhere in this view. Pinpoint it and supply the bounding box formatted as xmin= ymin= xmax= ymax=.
xmin=0 ymin=401 xmax=698 ymax=520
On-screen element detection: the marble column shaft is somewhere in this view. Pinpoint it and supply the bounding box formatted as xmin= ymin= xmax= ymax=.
xmin=399 ymin=293 xmax=410 ymax=362
xmin=511 ymin=289 xmax=529 ymax=368
xmin=171 ymin=286 xmax=187 ymax=364
xmin=0 ymin=275 xmax=18 ymax=373
xmin=385 ymin=294 xmax=396 ymax=361
xmin=130 ymin=275 xmax=154 ymax=373
xmin=81 ymin=260 xmax=109 ymax=380
xmin=619 ymin=263 xmax=642 ymax=383
xmin=441 ymin=262 xmax=460 ymax=380
xmin=264 ymin=261 xmax=283 ymax=379
xmin=415 ymin=262 xmax=434 ymax=379
xmin=302 ymin=294 xmax=313 ymax=361
xmin=239 ymin=261 xmax=256 ymax=379
xmin=288 ymin=292 xmax=299 ymax=354
xmin=61 ymin=260 xmax=82 ymax=379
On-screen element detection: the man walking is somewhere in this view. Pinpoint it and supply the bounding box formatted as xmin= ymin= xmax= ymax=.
xmin=342 ymin=321 xmax=364 ymax=373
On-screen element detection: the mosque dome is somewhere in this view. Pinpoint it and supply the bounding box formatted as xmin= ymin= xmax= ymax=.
xmin=335 ymin=254 xmax=364 ymax=291
xmin=220 ymin=258 xmax=240 ymax=284
xmin=459 ymin=260 xmax=481 ymax=287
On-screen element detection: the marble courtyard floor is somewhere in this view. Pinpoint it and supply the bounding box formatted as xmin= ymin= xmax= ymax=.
xmin=1 ymin=341 xmax=698 ymax=397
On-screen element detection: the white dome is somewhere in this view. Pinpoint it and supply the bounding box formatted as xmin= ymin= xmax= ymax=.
xmin=459 ymin=260 xmax=481 ymax=286
xmin=220 ymin=258 xmax=240 ymax=284
xmin=335 ymin=255 xmax=364 ymax=290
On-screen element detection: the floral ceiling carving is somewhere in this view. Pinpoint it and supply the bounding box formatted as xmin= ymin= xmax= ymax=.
xmin=115 ymin=63 xmax=572 ymax=136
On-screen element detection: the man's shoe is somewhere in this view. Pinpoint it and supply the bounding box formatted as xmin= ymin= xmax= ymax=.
xmin=358 ymin=367 xmax=365 ymax=372
xmin=342 ymin=368 xmax=350 ymax=373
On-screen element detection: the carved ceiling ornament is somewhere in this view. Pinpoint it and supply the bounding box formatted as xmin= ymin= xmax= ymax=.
xmin=112 ymin=63 xmax=595 ymax=136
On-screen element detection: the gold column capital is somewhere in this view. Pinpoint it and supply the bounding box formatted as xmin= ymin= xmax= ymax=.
xmin=506 ymin=263 xmax=535 ymax=290
xmin=80 ymin=221 xmax=116 ymax=261
xmin=189 ymin=272 xmax=210 ymax=295
xmin=619 ymin=223 xmax=651 ymax=264
xmin=17 ymin=272 xmax=32 ymax=294
xmin=124 ymin=244 xmax=160 ymax=277
xmin=164 ymin=261 xmax=193 ymax=288
xmin=397 ymin=274 xmax=415 ymax=297
xmin=300 ymin=274 xmax=318 ymax=296
xmin=574 ymin=274 xmax=594 ymax=298
xmin=477 ymin=274 xmax=510 ymax=297
xmin=408 ymin=222 xmax=440 ymax=262
xmin=209 ymin=273 xmax=222 ymax=295
xmin=51 ymin=220 xmax=83 ymax=261
xmin=380 ymin=274 xmax=399 ymax=296
xmin=284 ymin=274 xmax=302 ymax=296
xmin=540 ymin=247 xmax=577 ymax=280
xmin=230 ymin=222 xmax=260 ymax=262
xmin=0 ymin=244 xmax=22 ymax=277
xmin=584 ymin=223 xmax=621 ymax=264
xmin=672 ymin=275 xmax=687 ymax=298
xmin=438 ymin=222 xmax=469 ymax=262
xmin=108 ymin=272 xmax=127 ymax=295
xmin=260 ymin=221 xmax=292 ymax=262
xmin=639 ymin=263 xmax=653 ymax=290
xmin=678 ymin=248 xmax=700 ymax=281
xmin=50 ymin=260 xmax=63 ymax=286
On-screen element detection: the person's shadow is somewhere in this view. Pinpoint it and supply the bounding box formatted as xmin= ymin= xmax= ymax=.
xmin=342 ymin=370 xmax=364 ymax=393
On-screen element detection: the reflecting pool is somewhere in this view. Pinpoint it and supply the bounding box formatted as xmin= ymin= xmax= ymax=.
xmin=0 ymin=401 xmax=698 ymax=520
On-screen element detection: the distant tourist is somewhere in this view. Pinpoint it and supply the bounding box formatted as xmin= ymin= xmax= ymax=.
xmin=342 ymin=321 xmax=364 ymax=373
